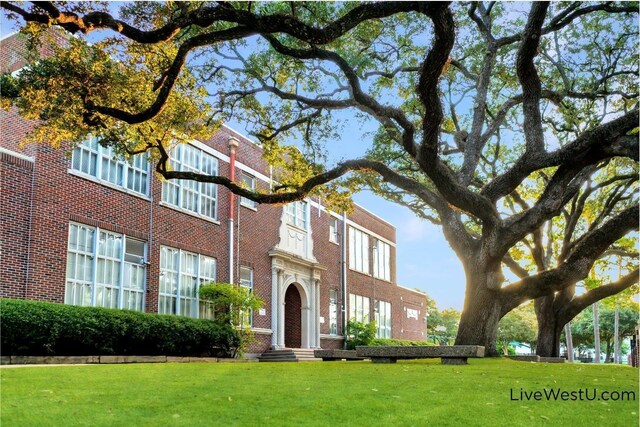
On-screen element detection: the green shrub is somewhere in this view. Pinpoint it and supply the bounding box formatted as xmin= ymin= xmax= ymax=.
xmin=199 ymin=282 xmax=265 ymax=357
xmin=370 ymin=338 xmax=435 ymax=347
xmin=198 ymin=282 xmax=264 ymax=327
xmin=345 ymin=320 xmax=377 ymax=350
xmin=0 ymin=298 xmax=241 ymax=357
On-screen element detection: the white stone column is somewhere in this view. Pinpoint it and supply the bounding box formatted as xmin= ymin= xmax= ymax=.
xmin=270 ymin=267 xmax=279 ymax=349
xmin=278 ymin=281 xmax=286 ymax=348
xmin=308 ymin=280 xmax=316 ymax=348
xmin=315 ymin=280 xmax=321 ymax=348
xmin=302 ymin=305 xmax=311 ymax=348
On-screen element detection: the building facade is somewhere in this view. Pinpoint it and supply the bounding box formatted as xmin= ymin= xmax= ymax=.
xmin=0 ymin=32 xmax=427 ymax=355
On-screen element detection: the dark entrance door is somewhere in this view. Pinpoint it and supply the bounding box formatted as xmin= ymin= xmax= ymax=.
xmin=284 ymin=285 xmax=302 ymax=348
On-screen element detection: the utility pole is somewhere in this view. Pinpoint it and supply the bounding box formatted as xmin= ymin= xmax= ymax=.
xmin=565 ymin=322 xmax=574 ymax=362
xmin=593 ymin=302 xmax=601 ymax=363
xmin=613 ymin=261 xmax=622 ymax=364
xmin=614 ymin=306 xmax=620 ymax=364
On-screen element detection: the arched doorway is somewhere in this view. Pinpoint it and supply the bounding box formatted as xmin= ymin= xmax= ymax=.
xmin=284 ymin=284 xmax=302 ymax=348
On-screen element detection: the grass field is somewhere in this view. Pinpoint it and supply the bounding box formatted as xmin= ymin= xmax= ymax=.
xmin=1 ymin=358 xmax=637 ymax=426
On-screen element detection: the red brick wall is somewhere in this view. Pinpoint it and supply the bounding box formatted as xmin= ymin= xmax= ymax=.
xmin=0 ymin=152 xmax=34 ymax=299
xmin=396 ymin=286 xmax=428 ymax=341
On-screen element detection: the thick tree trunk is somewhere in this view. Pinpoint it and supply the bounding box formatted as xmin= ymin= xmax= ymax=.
xmin=535 ymin=296 xmax=563 ymax=357
xmin=455 ymin=275 xmax=503 ymax=356
xmin=536 ymin=317 xmax=563 ymax=357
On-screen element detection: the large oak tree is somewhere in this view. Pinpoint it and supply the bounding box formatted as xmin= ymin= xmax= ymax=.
xmin=2 ymin=1 xmax=638 ymax=355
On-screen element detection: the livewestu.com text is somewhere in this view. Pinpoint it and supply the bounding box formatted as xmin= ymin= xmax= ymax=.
xmin=510 ymin=388 xmax=636 ymax=402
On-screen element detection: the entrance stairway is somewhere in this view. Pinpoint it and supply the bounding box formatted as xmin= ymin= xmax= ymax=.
xmin=258 ymin=348 xmax=321 ymax=362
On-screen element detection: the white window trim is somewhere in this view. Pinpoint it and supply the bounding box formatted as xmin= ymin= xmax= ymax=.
xmin=348 ymin=293 xmax=370 ymax=323
xmin=373 ymin=239 xmax=391 ymax=282
xmin=239 ymin=266 xmax=254 ymax=328
xmin=161 ymin=144 xmax=220 ymax=221
xmin=329 ymin=218 xmax=339 ymax=245
xmin=158 ymin=245 xmax=216 ymax=318
xmin=65 ymin=222 xmax=147 ymax=311
xmin=240 ymin=173 xmax=257 ymax=210
xmin=329 ymin=289 xmax=339 ymax=335
xmin=349 ymin=227 xmax=370 ymax=275
xmin=69 ymin=138 xmax=151 ymax=198
xmin=285 ymin=201 xmax=308 ymax=231
xmin=375 ymin=300 xmax=392 ymax=339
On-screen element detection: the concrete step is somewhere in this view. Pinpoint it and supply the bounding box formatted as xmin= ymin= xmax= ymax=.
xmin=258 ymin=348 xmax=322 ymax=362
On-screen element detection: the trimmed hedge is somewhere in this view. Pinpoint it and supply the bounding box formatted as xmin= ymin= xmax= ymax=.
xmin=0 ymin=298 xmax=241 ymax=357
xmin=370 ymin=338 xmax=435 ymax=347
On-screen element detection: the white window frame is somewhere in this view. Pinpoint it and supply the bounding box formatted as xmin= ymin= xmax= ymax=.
xmin=240 ymin=172 xmax=256 ymax=209
xmin=349 ymin=293 xmax=370 ymax=323
xmin=158 ymin=245 xmax=216 ymax=318
xmin=161 ymin=144 xmax=219 ymax=221
xmin=65 ymin=222 xmax=147 ymax=311
xmin=349 ymin=227 xmax=370 ymax=274
xmin=373 ymin=239 xmax=391 ymax=281
xmin=71 ymin=137 xmax=150 ymax=197
xmin=329 ymin=217 xmax=339 ymax=244
xmin=285 ymin=201 xmax=308 ymax=230
xmin=375 ymin=300 xmax=392 ymax=338
xmin=329 ymin=289 xmax=338 ymax=335
xmin=239 ymin=266 xmax=254 ymax=328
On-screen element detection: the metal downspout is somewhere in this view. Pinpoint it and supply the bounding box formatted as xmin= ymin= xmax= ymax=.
xmin=341 ymin=212 xmax=348 ymax=349
xmin=228 ymin=137 xmax=239 ymax=284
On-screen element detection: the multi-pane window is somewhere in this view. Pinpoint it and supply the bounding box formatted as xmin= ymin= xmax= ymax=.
xmin=329 ymin=217 xmax=339 ymax=243
xmin=349 ymin=293 xmax=370 ymax=322
xmin=71 ymin=137 xmax=149 ymax=196
xmin=285 ymin=201 xmax=307 ymax=229
xmin=373 ymin=240 xmax=391 ymax=281
xmin=329 ymin=289 xmax=338 ymax=335
xmin=198 ymin=256 xmax=217 ymax=320
xmin=376 ymin=300 xmax=392 ymax=338
xmin=65 ymin=223 xmax=146 ymax=311
xmin=349 ymin=227 xmax=370 ymax=274
xmin=161 ymin=144 xmax=218 ymax=220
xmin=159 ymin=246 xmax=216 ymax=318
xmin=240 ymin=173 xmax=256 ymax=209
xmin=239 ymin=266 xmax=254 ymax=327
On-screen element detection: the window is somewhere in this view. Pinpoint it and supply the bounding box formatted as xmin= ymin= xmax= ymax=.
xmin=161 ymin=144 xmax=218 ymax=220
xmin=329 ymin=217 xmax=339 ymax=243
xmin=329 ymin=289 xmax=338 ymax=335
xmin=159 ymin=246 xmax=216 ymax=318
xmin=71 ymin=137 xmax=149 ymax=196
xmin=239 ymin=266 xmax=254 ymax=327
xmin=349 ymin=227 xmax=370 ymax=274
xmin=376 ymin=300 xmax=392 ymax=338
xmin=240 ymin=173 xmax=256 ymax=209
xmin=349 ymin=293 xmax=370 ymax=322
xmin=65 ymin=223 xmax=146 ymax=311
xmin=285 ymin=201 xmax=307 ymax=229
xmin=373 ymin=240 xmax=391 ymax=281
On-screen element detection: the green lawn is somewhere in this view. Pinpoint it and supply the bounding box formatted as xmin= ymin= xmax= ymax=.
xmin=1 ymin=359 xmax=637 ymax=426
